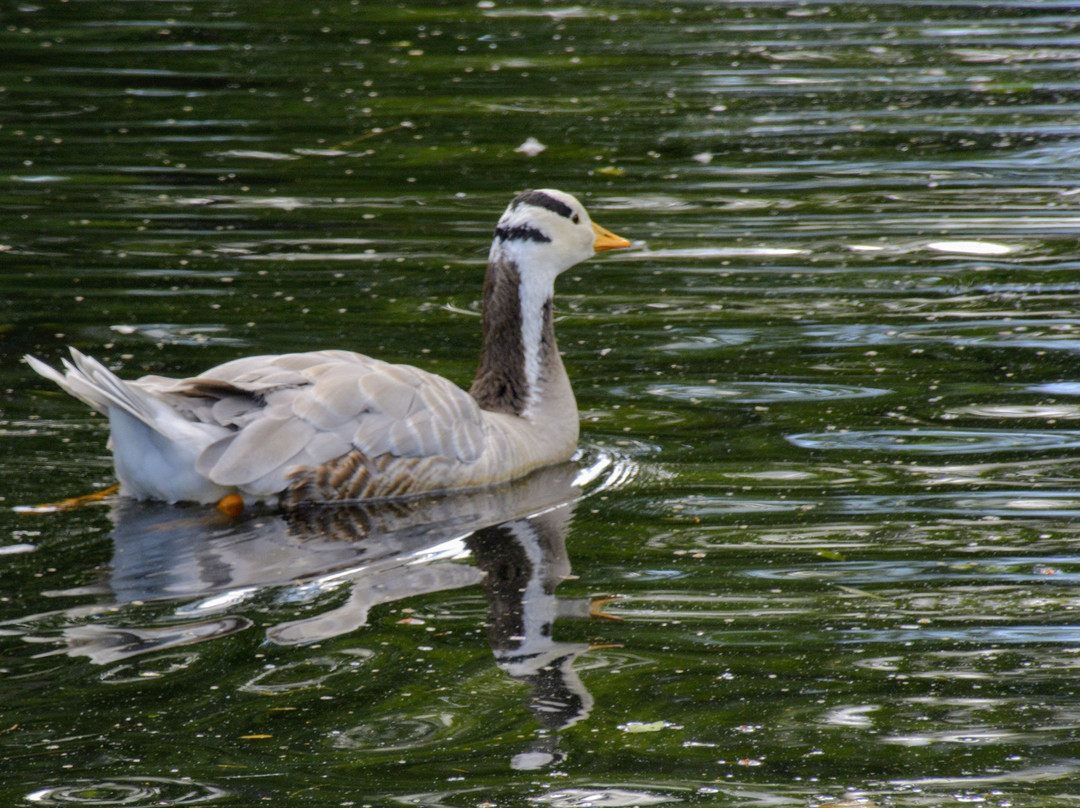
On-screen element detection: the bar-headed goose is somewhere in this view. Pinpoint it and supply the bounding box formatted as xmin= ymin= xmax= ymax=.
xmin=26 ymin=189 xmax=630 ymax=510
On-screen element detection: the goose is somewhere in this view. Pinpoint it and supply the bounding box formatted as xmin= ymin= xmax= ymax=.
xmin=26 ymin=189 xmax=630 ymax=511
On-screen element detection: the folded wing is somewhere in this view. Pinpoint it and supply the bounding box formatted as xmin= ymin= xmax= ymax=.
xmin=137 ymin=351 xmax=489 ymax=496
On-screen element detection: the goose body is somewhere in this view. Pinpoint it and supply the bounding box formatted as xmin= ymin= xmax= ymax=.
xmin=26 ymin=189 xmax=629 ymax=507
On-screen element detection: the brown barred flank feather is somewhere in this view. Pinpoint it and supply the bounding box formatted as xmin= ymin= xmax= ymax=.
xmin=284 ymin=451 xmax=432 ymax=506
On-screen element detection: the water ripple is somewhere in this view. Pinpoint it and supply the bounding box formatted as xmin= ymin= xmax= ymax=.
xmin=25 ymin=777 xmax=226 ymax=805
xmin=843 ymin=491 xmax=1080 ymax=517
xmin=108 ymin=323 xmax=246 ymax=347
xmin=756 ymin=557 xmax=1080 ymax=585
xmin=788 ymin=428 xmax=1080 ymax=454
xmin=640 ymin=381 xmax=891 ymax=404
xmin=529 ymin=788 xmax=680 ymax=807
xmin=99 ymin=652 xmax=200 ymax=685
xmin=655 ymin=320 xmax=1080 ymax=355
xmin=239 ymin=653 xmax=371 ymax=695
xmin=332 ymin=713 xmax=458 ymax=752
xmin=575 ymin=446 xmax=643 ymax=497
xmin=945 ymin=403 xmax=1080 ymax=420
xmin=396 ymin=785 xmax=684 ymax=808
xmin=48 ymin=617 xmax=253 ymax=666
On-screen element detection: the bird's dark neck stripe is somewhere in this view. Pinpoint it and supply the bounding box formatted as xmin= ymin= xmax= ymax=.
xmin=495 ymin=223 xmax=551 ymax=244
xmin=512 ymin=190 xmax=573 ymax=220
xmin=470 ymin=255 xmax=557 ymax=416
xmin=471 ymin=256 xmax=527 ymax=415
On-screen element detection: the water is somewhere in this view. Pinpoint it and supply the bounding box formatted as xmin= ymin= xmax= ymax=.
xmin=4 ymin=0 xmax=1080 ymax=805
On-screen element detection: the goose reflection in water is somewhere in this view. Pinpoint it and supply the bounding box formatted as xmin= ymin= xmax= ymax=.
xmin=467 ymin=509 xmax=600 ymax=770
xmin=23 ymin=458 xmax=617 ymax=769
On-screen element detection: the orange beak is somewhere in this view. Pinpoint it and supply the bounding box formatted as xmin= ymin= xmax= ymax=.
xmin=592 ymin=221 xmax=631 ymax=252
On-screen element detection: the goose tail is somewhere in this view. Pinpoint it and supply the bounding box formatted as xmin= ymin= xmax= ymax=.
xmin=26 ymin=349 xmax=177 ymax=435
xmin=26 ymin=349 xmax=234 ymax=503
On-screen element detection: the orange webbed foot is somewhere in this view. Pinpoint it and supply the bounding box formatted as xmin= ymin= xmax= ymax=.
xmin=15 ymin=484 xmax=121 ymax=514
xmin=216 ymin=493 xmax=245 ymax=517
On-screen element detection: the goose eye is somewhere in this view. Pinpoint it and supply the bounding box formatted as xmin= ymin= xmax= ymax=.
xmin=571 ymin=213 xmax=580 ymax=224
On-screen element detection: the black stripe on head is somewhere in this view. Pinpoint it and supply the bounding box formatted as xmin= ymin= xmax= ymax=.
xmin=511 ymin=190 xmax=574 ymax=220
xmin=495 ymin=224 xmax=552 ymax=244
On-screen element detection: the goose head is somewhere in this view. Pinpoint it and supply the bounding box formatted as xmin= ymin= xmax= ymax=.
xmin=490 ymin=189 xmax=630 ymax=282
xmin=471 ymin=189 xmax=629 ymax=419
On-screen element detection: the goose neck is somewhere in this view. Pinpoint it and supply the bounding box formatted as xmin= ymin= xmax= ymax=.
xmin=469 ymin=255 xmax=565 ymax=418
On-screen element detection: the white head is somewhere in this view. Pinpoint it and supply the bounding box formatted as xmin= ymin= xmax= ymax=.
xmin=489 ymin=189 xmax=629 ymax=282
xmin=475 ymin=189 xmax=629 ymax=419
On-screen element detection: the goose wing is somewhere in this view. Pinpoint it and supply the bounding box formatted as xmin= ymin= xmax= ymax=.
xmin=136 ymin=350 xmax=490 ymax=494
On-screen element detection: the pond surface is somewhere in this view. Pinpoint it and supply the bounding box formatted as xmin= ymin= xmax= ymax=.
xmin=4 ymin=1 xmax=1080 ymax=806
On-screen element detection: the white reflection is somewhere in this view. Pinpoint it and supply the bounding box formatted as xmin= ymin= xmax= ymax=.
xmin=925 ymin=240 xmax=1015 ymax=255
xmin=822 ymin=704 xmax=880 ymax=729
xmin=530 ymin=787 xmax=679 ymax=807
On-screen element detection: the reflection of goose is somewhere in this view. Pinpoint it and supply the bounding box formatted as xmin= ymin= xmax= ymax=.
xmin=101 ymin=461 xmax=585 ymax=611
xmin=17 ymin=460 xmax=612 ymax=769
xmin=21 ymin=460 xmax=601 ymax=632
xmin=24 ymin=616 xmax=253 ymax=667
xmin=468 ymin=508 xmax=598 ymax=770
xmin=26 ymin=190 xmax=628 ymax=508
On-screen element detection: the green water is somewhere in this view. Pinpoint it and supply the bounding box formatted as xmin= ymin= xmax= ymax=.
xmin=5 ymin=1 xmax=1080 ymax=805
